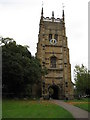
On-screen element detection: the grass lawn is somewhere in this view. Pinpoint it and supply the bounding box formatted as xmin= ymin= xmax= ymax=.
xmin=65 ymin=98 xmax=90 ymax=112
xmin=65 ymin=98 xmax=90 ymax=102
xmin=75 ymin=104 xmax=90 ymax=112
xmin=2 ymin=99 xmax=75 ymax=119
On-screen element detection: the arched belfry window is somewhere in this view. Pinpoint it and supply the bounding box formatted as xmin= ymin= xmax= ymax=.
xmin=54 ymin=34 xmax=58 ymax=41
xmin=50 ymin=56 xmax=57 ymax=68
xmin=49 ymin=34 xmax=52 ymax=41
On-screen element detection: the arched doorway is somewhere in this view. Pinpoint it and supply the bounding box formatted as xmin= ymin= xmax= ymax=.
xmin=48 ymin=85 xmax=59 ymax=99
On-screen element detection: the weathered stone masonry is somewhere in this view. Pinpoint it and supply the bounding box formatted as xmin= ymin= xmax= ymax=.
xmin=36 ymin=7 xmax=74 ymax=99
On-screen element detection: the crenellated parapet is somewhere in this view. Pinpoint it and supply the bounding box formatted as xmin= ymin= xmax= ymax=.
xmin=43 ymin=17 xmax=63 ymax=23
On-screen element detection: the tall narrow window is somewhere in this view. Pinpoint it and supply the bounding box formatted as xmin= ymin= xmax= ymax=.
xmin=49 ymin=34 xmax=52 ymax=41
xmin=54 ymin=34 xmax=58 ymax=40
xmin=50 ymin=56 xmax=56 ymax=68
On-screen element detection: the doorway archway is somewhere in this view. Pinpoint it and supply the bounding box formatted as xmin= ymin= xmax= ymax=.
xmin=48 ymin=85 xmax=59 ymax=99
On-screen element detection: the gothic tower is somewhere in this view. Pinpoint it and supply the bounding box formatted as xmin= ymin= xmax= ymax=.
xmin=36 ymin=7 xmax=74 ymax=99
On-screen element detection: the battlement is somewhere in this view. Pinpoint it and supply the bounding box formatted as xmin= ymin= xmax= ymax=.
xmin=43 ymin=17 xmax=62 ymax=23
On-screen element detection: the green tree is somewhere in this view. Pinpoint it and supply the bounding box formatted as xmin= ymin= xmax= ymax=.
xmin=74 ymin=64 xmax=90 ymax=97
xmin=0 ymin=36 xmax=14 ymax=46
xmin=2 ymin=38 xmax=42 ymax=98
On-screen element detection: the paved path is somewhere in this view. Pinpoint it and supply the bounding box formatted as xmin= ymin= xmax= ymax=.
xmin=52 ymin=100 xmax=90 ymax=120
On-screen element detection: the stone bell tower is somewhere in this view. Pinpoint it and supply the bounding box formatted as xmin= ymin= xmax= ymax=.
xmin=36 ymin=7 xmax=74 ymax=99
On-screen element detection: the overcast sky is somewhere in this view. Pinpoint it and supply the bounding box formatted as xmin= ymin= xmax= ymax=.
xmin=0 ymin=0 xmax=88 ymax=82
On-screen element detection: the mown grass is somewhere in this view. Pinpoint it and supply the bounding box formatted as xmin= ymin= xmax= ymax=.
xmin=65 ymin=98 xmax=90 ymax=102
xmin=65 ymin=98 xmax=90 ymax=112
xmin=2 ymin=99 xmax=75 ymax=119
xmin=75 ymin=104 xmax=90 ymax=112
